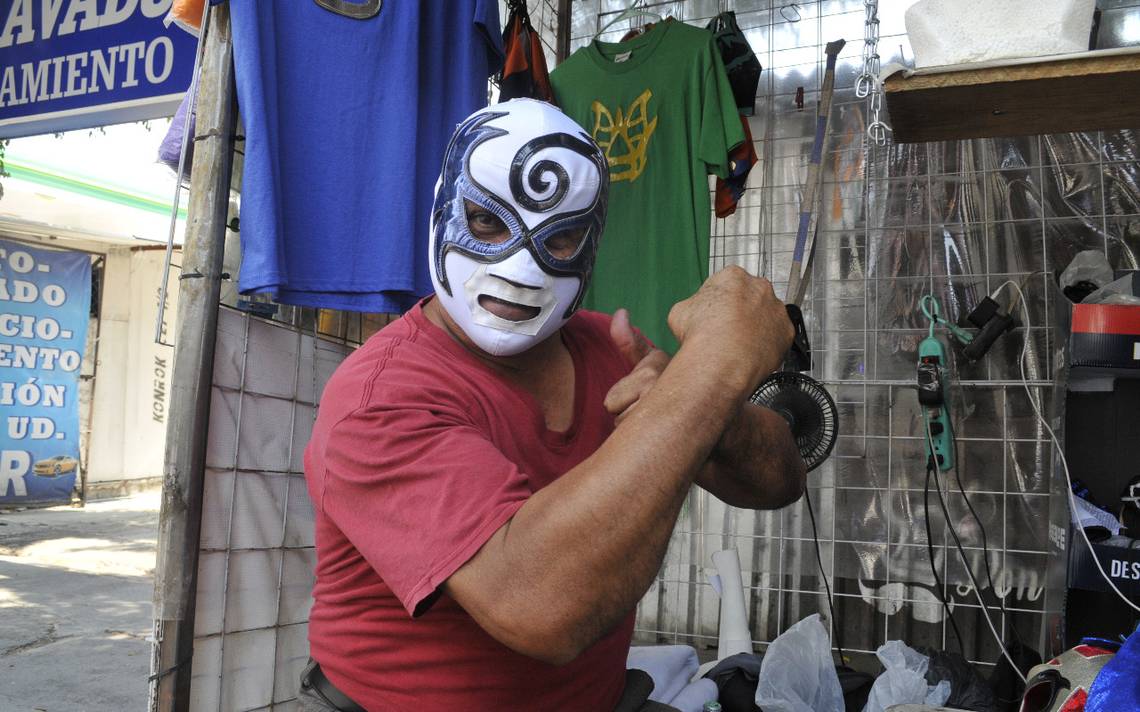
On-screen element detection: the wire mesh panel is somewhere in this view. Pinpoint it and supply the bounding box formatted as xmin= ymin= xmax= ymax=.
xmin=570 ymin=0 xmax=1140 ymax=671
xmin=186 ymin=4 xmax=560 ymax=707
xmin=186 ymin=1 xmax=1140 ymax=704
xmin=191 ymin=306 xmax=351 ymax=711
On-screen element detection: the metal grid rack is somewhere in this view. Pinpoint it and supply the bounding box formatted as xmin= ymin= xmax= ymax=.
xmin=169 ymin=2 xmax=1140 ymax=709
xmin=178 ymin=3 xmax=567 ymax=710
xmin=570 ymin=0 xmax=1140 ymax=669
xmin=188 ymin=307 xmax=352 ymax=710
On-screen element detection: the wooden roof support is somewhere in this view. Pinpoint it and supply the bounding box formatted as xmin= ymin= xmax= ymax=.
xmin=884 ymin=51 xmax=1140 ymax=143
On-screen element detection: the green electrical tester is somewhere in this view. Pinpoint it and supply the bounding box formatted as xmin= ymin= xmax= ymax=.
xmin=917 ymin=296 xmax=956 ymax=471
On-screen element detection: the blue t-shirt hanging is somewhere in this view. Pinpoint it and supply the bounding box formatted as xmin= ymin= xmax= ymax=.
xmin=226 ymin=0 xmax=503 ymax=312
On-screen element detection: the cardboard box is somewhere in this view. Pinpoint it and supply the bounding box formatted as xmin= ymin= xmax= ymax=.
xmin=1070 ymin=302 xmax=1140 ymax=369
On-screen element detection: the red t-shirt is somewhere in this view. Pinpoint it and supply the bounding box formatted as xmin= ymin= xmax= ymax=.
xmin=304 ymin=300 xmax=636 ymax=711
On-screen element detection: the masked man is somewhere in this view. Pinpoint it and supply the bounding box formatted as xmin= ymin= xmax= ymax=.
xmin=301 ymin=99 xmax=805 ymax=711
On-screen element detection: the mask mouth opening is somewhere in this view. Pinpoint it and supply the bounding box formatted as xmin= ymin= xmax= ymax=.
xmin=477 ymin=294 xmax=542 ymax=322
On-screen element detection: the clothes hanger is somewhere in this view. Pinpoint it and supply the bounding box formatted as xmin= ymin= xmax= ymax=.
xmin=780 ymin=3 xmax=802 ymax=23
xmin=620 ymin=22 xmax=653 ymax=42
xmin=594 ymin=3 xmax=663 ymax=40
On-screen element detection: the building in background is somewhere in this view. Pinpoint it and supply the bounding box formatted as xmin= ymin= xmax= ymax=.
xmin=1 ymin=121 xmax=187 ymax=503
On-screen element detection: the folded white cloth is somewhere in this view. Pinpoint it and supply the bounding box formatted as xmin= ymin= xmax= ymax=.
xmin=627 ymin=645 xmax=700 ymax=704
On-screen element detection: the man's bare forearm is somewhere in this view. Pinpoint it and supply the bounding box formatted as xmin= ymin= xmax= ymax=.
xmin=444 ymin=268 xmax=794 ymax=664
xmin=444 ymin=338 xmax=760 ymax=664
xmin=696 ymin=402 xmax=806 ymax=509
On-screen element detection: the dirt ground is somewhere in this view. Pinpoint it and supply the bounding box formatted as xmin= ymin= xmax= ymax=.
xmin=0 ymin=491 xmax=160 ymax=712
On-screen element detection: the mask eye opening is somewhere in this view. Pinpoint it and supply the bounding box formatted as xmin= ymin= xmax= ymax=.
xmin=463 ymin=199 xmax=511 ymax=245
xmin=534 ymin=217 xmax=597 ymax=267
xmin=541 ymin=225 xmax=590 ymax=262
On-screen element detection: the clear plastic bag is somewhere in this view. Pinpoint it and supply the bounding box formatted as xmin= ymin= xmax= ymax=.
xmin=1083 ymin=274 xmax=1140 ymax=305
xmin=1059 ymin=250 xmax=1115 ymax=295
xmin=862 ymin=641 xmax=951 ymax=712
xmin=754 ymin=614 xmax=844 ymax=712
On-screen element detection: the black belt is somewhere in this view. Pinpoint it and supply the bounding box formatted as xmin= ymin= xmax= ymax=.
xmin=300 ymin=659 xmax=367 ymax=712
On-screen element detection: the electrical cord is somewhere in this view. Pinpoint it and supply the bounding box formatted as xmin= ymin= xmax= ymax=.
xmin=1007 ymin=282 xmax=1140 ymax=615
xmin=990 ymin=273 xmax=1047 ymax=318
xmin=920 ymin=294 xmax=973 ymax=345
xmin=925 ymin=419 xmax=1027 ymax=683
xmin=947 ymin=435 xmax=1028 ymax=651
xmin=927 ymin=281 xmax=1039 ymax=650
xmin=804 ymin=489 xmax=846 ymax=662
xmin=924 ymin=462 xmax=967 ymax=657
xmin=915 ymin=299 xmax=1026 ymax=678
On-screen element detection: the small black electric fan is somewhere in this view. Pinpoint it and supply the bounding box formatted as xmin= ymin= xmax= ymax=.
xmin=748 ymin=305 xmax=838 ymax=472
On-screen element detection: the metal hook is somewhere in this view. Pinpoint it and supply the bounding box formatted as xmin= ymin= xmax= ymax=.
xmin=868 ymin=120 xmax=890 ymax=146
xmin=780 ymin=3 xmax=801 ymax=22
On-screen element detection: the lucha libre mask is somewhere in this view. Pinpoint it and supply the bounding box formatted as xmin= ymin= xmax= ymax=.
xmin=429 ymin=99 xmax=609 ymax=356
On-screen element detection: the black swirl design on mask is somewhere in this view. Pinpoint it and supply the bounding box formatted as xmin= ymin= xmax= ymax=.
xmin=509 ymin=133 xmax=601 ymax=213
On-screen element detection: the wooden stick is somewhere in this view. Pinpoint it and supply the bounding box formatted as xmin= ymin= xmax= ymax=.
xmin=786 ymin=38 xmax=845 ymax=307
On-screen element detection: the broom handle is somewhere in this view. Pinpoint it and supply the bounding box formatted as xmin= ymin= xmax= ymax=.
xmin=785 ymin=38 xmax=845 ymax=307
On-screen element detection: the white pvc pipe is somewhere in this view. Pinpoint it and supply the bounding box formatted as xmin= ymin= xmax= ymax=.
xmin=712 ymin=548 xmax=752 ymax=659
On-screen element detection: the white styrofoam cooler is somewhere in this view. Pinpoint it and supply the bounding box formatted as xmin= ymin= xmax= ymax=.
xmin=905 ymin=0 xmax=1097 ymax=68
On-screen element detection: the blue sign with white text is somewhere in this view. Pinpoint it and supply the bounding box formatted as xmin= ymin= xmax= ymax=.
xmin=0 ymin=239 xmax=91 ymax=504
xmin=0 ymin=0 xmax=197 ymax=138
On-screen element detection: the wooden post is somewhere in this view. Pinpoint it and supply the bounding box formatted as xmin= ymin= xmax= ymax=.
xmin=149 ymin=5 xmax=236 ymax=711
xmin=556 ymin=0 xmax=572 ymax=63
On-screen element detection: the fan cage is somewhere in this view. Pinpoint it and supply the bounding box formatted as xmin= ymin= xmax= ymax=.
xmin=750 ymin=370 xmax=839 ymax=472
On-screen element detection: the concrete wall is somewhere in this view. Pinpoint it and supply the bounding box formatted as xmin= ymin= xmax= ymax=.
xmin=86 ymin=247 xmax=179 ymax=495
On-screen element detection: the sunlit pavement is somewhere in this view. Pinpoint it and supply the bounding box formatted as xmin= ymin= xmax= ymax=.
xmin=0 ymin=491 xmax=160 ymax=711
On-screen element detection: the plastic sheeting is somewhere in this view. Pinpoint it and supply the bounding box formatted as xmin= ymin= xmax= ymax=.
xmin=585 ymin=0 xmax=1140 ymax=671
xmin=188 ymin=2 xmax=1140 ymax=708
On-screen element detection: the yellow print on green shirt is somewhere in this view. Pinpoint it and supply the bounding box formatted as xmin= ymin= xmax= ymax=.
xmin=590 ymin=90 xmax=658 ymax=183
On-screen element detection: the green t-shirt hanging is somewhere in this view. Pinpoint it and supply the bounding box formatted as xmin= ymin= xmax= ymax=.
xmin=551 ymin=20 xmax=745 ymax=353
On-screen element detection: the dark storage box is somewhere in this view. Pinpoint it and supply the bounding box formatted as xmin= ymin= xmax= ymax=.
xmin=1070 ymin=303 xmax=1140 ymax=369
xmin=1068 ymin=534 xmax=1140 ymax=597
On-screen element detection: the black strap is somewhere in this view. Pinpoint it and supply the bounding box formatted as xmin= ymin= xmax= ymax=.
xmin=300 ymin=659 xmax=367 ymax=712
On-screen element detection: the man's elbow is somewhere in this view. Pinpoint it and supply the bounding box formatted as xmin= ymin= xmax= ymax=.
xmin=484 ymin=602 xmax=595 ymax=666
xmin=774 ymin=456 xmax=807 ymax=508
xmin=508 ymin=628 xmax=586 ymax=667
xmin=527 ymin=640 xmax=588 ymax=667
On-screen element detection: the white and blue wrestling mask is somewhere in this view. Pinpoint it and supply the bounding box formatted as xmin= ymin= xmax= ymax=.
xmin=429 ymin=99 xmax=609 ymax=356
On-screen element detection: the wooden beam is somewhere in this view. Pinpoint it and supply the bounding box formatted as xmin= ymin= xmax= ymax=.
xmin=884 ymin=51 xmax=1140 ymax=143
xmin=150 ymin=4 xmax=237 ymax=711
xmin=556 ymin=0 xmax=571 ymax=63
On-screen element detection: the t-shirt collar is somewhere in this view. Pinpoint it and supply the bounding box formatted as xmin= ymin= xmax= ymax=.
xmin=586 ymin=18 xmax=672 ymax=75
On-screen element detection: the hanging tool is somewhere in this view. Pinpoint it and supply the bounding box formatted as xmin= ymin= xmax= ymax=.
xmin=748 ymin=38 xmax=848 ymax=473
xmin=749 ymin=56 xmax=849 ymax=656
xmin=785 ymin=38 xmax=846 ymax=307
xmin=918 ymin=295 xmax=955 ymax=471
xmin=959 ymin=283 xmax=1020 ymax=362
xmin=962 ymin=298 xmax=1016 ymax=361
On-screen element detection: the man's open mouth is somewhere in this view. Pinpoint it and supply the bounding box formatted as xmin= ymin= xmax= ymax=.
xmin=478 ymin=294 xmax=541 ymax=322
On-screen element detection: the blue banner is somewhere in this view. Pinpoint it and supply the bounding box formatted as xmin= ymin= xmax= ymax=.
xmin=0 ymin=0 xmax=198 ymax=138
xmin=0 ymin=239 xmax=91 ymax=504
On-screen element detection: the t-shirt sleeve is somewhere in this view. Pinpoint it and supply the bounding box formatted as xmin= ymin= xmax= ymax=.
xmin=474 ymin=0 xmax=506 ymax=76
xmin=699 ymin=38 xmax=747 ymax=179
xmin=320 ymin=384 xmax=531 ymax=617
